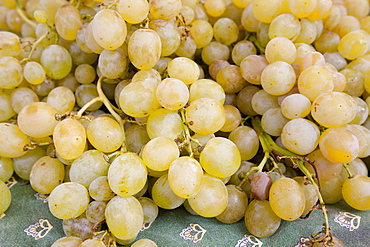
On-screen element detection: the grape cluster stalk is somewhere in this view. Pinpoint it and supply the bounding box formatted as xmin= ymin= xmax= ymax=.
xmin=1 ymin=0 xmax=370 ymax=246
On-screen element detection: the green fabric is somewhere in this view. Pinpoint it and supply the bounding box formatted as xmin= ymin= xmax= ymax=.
xmin=1 ymin=177 xmax=369 ymax=247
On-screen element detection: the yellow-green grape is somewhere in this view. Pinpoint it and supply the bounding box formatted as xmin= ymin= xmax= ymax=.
xmin=0 ymin=56 xmax=23 ymax=89
xmin=269 ymin=177 xmax=305 ymax=221
xmin=117 ymin=0 xmax=149 ymax=24
xmin=69 ymin=150 xmax=109 ymax=188
xmin=280 ymin=118 xmax=320 ymax=155
xmin=85 ymin=201 xmax=107 ymax=224
xmin=233 ymin=0 xmax=252 ymax=8
xmin=75 ymin=84 xmax=102 ymax=111
xmin=128 ymin=28 xmax=161 ymax=70
xmin=86 ymin=117 xmax=124 ymax=153
xmin=61 ymin=213 xmax=97 ymax=240
xmin=13 ymin=147 xmax=45 ymax=180
xmin=175 ymin=36 xmax=197 ymax=58
xmin=268 ymin=14 xmax=301 ymax=41
xmin=331 ymin=70 xmax=347 ymax=92
xmin=30 ymin=78 xmax=56 ymax=97
xmin=240 ymin=55 xmax=268 ymax=85
xmin=185 ymin=98 xmax=225 ymax=135
xmin=293 ymin=177 xmax=318 ymax=216
xmin=35 ymin=23 xmax=57 ymax=46
xmin=314 ymin=31 xmax=340 ymax=54
xmin=345 ymin=0 xmax=369 ymax=19
xmin=220 ymin=105 xmax=242 ymax=133
xmin=311 ymin=92 xmax=357 ymax=128
xmin=213 ymin=17 xmax=238 ymax=46
xmin=298 ymin=65 xmax=334 ymax=101
xmin=54 ymin=4 xmax=82 ymax=41
xmin=349 ymin=97 xmax=368 ymax=125
xmin=305 ymin=149 xmax=343 ymax=181
xmin=156 ymin=78 xmax=189 ymax=111
xmin=46 ymin=86 xmax=75 ymax=114
xmin=105 ymin=195 xmax=143 ymax=240
xmin=341 ymin=68 xmax=365 ymax=97
xmin=252 ymin=0 xmax=285 ymax=23
xmin=17 ymin=102 xmax=58 ymax=138
xmin=199 ymin=137 xmax=240 ymax=178
xmin=244 ymin=200 xmax=281 ymax=238
xmin=0 ymin=92 xmax=15 ymax=122
xmin=74 ymin=64 xmax=96 ymax=85
xmin=288 ymin=0 xmax=318 ymax=18
xmin=251 ymin=89 xmax=279 ymax=115
xmin=261 ymin=108 xmax=289 ymax=137
xmin=91 ymin=9 xmax=126 ymax=50
xmin=360 ymin=16 xmax=370 ymax=33
xmin=152 ymin=174 xmax=185 ymax=209
xmin=209 ymin=59 xmax=230 ymax=81
xmin=142 ymin=137 xmax=179 ymax=171
xmin=228 ymin=126 xmax=259 ymax=161
xmin=188 ymin=175 xmax=228 ymax=217
xmin=40 ymin=44 xmax=72 ymax=80
xmin=167 ymin=57 xmax=200 ymax=85
xmin=188 ymin=19 xmax=213 ymax=49
xmin=51 ymin=236 xmax=83 ymax=247
xmin=231 ymin=41 xmax=257 ymax=66
xmin=204 ymin=0 xmax=226 ymax=17
xmin=322 ymin=5 xmax=341 ymax=31
xmin=38 ymin=0 xmax=68 ymax=25
xmin=88 ymin=176 xmax=115 ymax=202
xmin=33 ymin=9 xmax=48 ymax=24
xmin=216 ymin=65 xmax=247 ymax=94
xmin=0 ymin=31 xmax=20 ymax=57
xmin=98 ymin=48 xmax=127 ymax=79
xmin=108 ymin=153 xmax=147 ymax=197
xmin=344 ymin=124 xmax=370 ymax=158
xmin=168 ymin=156 xmax=203 ymax=198
xmin=10 ymin=87 xmax=38 ymax=115
xmin=149 ymin=0 xmax=182 ymax=20
xmin=216 ymin=185 xmax=248 ymax=224
xmin=131 ymin=69 xmax=161 ymax=85
xmin=338 ymin=30 xmax=370 ymax=60
xmin=84 ymin=22 xmax=104 ymax=54
xmin=333 ymin=15 xmax=360 ymax=38
xmin=125 ymin=124 xmax=150 ymax=153
xmin=0 ymin=156 xmax=13 ymax=182
xmin=131 ymin=239 xmax=158 ymax=247
xmin=75 ymin=24 xmax=93 ymax=54
xmin=189 ymin=79 xmax=225 ymax=105
xmin=57 ymin=73 xmax=80 ymax=93
xmin=341 ymin=159 xmax=368 ymax=180
xmin=5 ymin=9 xmax=24 ymax=34
xmin=79 ymin=238 xmax=106 ymax=247
xmin=319 ymin=126 xmax=360 ymax=164
xmin=53 ymin=118 xmax=86 ymax=160
xmin=294 ymin=18 xmax=317 ymax=44
xmin=280 ymin=93 xmax=311 ymax=119
xmin=265 ymin=37 xmax=297 ymax=64
xmin=0 ymin=6 xmax=10 ymax=31
xmin=0 ymin=179 xmax=11 ymax=215
xmin=146 ymin=108 xmax=183 ymax=140
xmin=294 ymin=44 xmax=316 ymax=67
xmin=241 ymin=4 xmax=260 ymax=33
xmin=149 ymin=19 xmax=181 ymax=57
xmin=119 ymin=80 xmax=160 ymax=118
xmin=23 ymin=61 xmax=45 ymax=86
xmin=48 ymin=182 xmax=89 ymax=220
xmin=261 ymin=61 xmax=296 ymax=96
xmin=321 ymin=175 xmax=344 ymax=204
xmin=307 ymin=0 xmax=332 ymax=21
xmin=180 ymin=5 xmax=195 ymax=24
xmin=29 ymin=156 xmax=64 ymax=194
xmin=137 ymin=197 xmax=159 ymax=223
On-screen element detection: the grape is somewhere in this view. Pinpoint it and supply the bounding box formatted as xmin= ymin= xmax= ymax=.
xmin=0 ymin=92 xmax=15 ymax=122
xmin=75 ymin=84 xmax=103 ymax=111
xmin=231 ymin=41 xmax=257 ymax=66
xmin=0 ymin=156 xmax=13 ymax=182
xmin=201 ymin=42 xmax=230 ymax=66
xmin=251 ymin=89 xmax=279 ymax=115
xmin=51 ymin=236 xmax=83 ymax=247
xmin=307 ymin=0 xmax=332 ymax=21
xmin=339 ymin=30 xmax=370 ymax=61
xmin=125 ymin=124 xmax=150 ymax=153
xmin=175 ymin=36 xmax=197 ymax=58
xmin=349 ymin=96 xmax=368 ymax=125
xmin=131 ymin=239 xmax=158 ymax=247
xmin=321 ymin=175 xmax=344 ymax=204
xmin=40 ymin=44 xmax=72 ymax=80
xmin=149 ymin=0 xmax=182 ymax=20
xmin=314 ymin=31 xmax=340 ymax=54
xmin=13 ymin=147 xmax=45 ymax=180
xmin=220 ymin=105 xmax=242 ymax=132
xmin=146 ymin=108 xmax=183 ymax=140
xmin=62 ymin=213 xmax=97 ymax=240
xmin=117 ymin=0 xmax=149 ymax=24
xmin=188 ymin=175 xmax=228 ymax=217
xmin=261 ymin=61 xmax=296 ymax=96
xmin=265 ymin=37 xmax=297 ymax=64
xmin=269 ymin=14 xmax=301 ymax=41
xmin=137 ymin=197 xmax=159 ymax=223
xmin=188 ymin=19 xmax=213 ymax=49
xmin=105 ymin=195 xmax=143 ymax=240
xmin=228 ymin=126 xmax=259 ymax=161
xmin=250 ymin=172 xmax=272 ymax=201
xmin=216 ymin=185 xmax=248 ymax=224
xmin=305 ymin=149 xmax=343 ymax=182
xmin=261 ymin=108 xmax=289 ymax=137
xmin=79 ymin=238 xmax=106 ymax=247
xmin=156 ymin=78 xmax=189 ymax=111
xmin=280 ymin=94 xmax=311 ymax=119
xmin=149 ymin=19 xmax=181 ymax=57
xmin=0 ymin=56 xmax=23 ymax=89
xmin=252 ymin=0 xmax=284 ymax=23
xmin=167 ymin=57 xmax=200 ymax=85
xmin=0 ymin=179 xmax=11 ymax=215
xmin=342 ymin=175 xmax=370 ymax=210
xmin=340 ymin=158 xmax=368 ymax=180
xmin=269 ymin=177 xmax=305 ymax=221
xmin=54 ymin=4 xmax=82 ymax=41
xmin=88 ymin=176 xmax=115 ymax=202
xmin=341 ymin=68 xmax=365 ymax=97
xmin=289 ymin=0 xmax=318 ymax=18
xmin=48 ymin=182 xmax=90 ymax=220
xmin=151 ymin=174 xmax=185 ymax=210
xmin=216 ymin=65 xmax=247 ymax=94
xmin=85 ymin=201 xmax=107 ymax=224
xmin=244 ymin=200 xmax=281 ymax=238
xmin=189 ymin=79 xmax=225 ymax=105
xmin=213 ymin=18 xmax=238 ymax=46
xmin=10 ymin=87 xmax=39 ymax=114
xmin=23 ymin=61 xmax=46 ymax=85
xmin=293 ymin=177 xmax=319 ymax=216
xmin=0 ymin=123 xmax=30 ymax=158
xmin=0 ymin=31 xmax=21 ymax=57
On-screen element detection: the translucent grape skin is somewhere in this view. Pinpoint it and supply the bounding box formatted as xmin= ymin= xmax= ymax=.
xmin=62 ymin=213 xmax=97 ymax=240
xmin=0 ymin=123 xmax=30 ymax=158
xmin=342 ymin=175 xmax=370 ymax=211
xmin=0 ymin=179 xmax=11 ymax=215
xmin=216 ymin=185 xmax=248 ymax=224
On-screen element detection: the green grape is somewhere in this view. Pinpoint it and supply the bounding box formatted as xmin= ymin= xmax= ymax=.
xmin=13 ymin=147 xmax=45 ymax=180
xmin=48 ymin=182 xmax=90 ymax=220
xmin=51 ymin=236 xmax=83 ymax=247
xmin=75 ymin=84 xmax=103 ymax=111
xmin=57 ymin=73 xmax=80 ymax=93
xmin=30 ymin=78 xmax=56 ymax=97
xmin=319 ymin=126 xmax=360 ymax=164
xmin=244 ymin=200 xmax=281 ymax=238
xmin=40 ymin=44 xmax=72 ymax=80
xmin=307 ymin=0 xmax=332 ymax=21
xmin=216 ymin=65 xmax=247 ymax=94
xmin=188 ymin=175 xmax=228 ymax=217
xmin=269 ymin=177 xmax=305 ymax=221
xmin=85 ymin=201 xmax=107 ymax=224
xmin=180 ymin=5 xmax=195 ymax=24
xmin=149 ymin=19 xmax=181 ymax=57
xmin=137 ymin=197 xmax=159 ymax=223
xmin=5 ymin=8 xmax=24 ymax=34
xmin=228 ymin=126 xmax=259 ymax=161
xmin=105 ymin=195 xmax=143 ymax=240
xmin=185 ymin=98 xmax=225 ymax=135
xmin=252 ymin=0 xmax=284 ymax=23
xmin=23 ymin=61 xmax=46 ymax=85
xmin=251 ymin=89 xmax=279 ymax=115
xmin=167 ymin=57 xmax=200 ymax=85
xmin=288 ymin=0 xmax=318 ymax=18
xmin=108 ymin=153 xmax=147 ymax=197
xmin=29 ymin=156 xmax=64 ymax=194
xmin=208 ymin=59 xmax=230 ymax=81
xmin=128 ymin=28 xmax=161 ymax=70
xmin=305 ymin=149 xmax=343 ymax=182
xmin=339 ymin=30 xmax=370 ymax=60
xmin=280 ymin=93 xmax=311 ymax=119
xmin=0 ymin=56 xmax=23 ymax=89
xmin=88 ymin=176 xmax=115 ymax=202
xmin=314 ymin=31 xmax=340 ymax=54
xmin=131 ymin=239 xmax=158 ymax=247
xmin=220 ymin=105 xmax=242 ymax=132
xmin=216 ymin=185 xmax=248 ymax=224
xmin=149 ymin=0 xmax=182 ymax=20
xmin=125 ymin=124 xmax=150 ymax=153
xmin=265 ymin=37 xmax=297 ymax=64
xmin=0 ymin=123 xmax=30 ymax=158
xmin=204 ymin=0 xmax=226 ymax=17
xmin=293 ymin=177 xmax=319 ymax=216
xmin=84 ymin=21 xmax=104 ymax=54
xmin=168 ymin=156 xmax=203 ymax=198
xmin=261 ymin=61 xmax=296 ymax=96
xmin=86 ymin=117 xmax=124 ymax=153
xmin=175 ymin=36 xmax=197 ymax=58
xmin=79 ymin=238 xmax=106 ymax=247
xmin=213 ymin=17 xmax=238 ymax=46
xmin=333 ymin=15 xmax=361 ymax=38
xmin=341 ymin=68 xmax=365 ymax=97
xmin=268 ymin=14 xmax=301 ymax=41
xmin=188 ymin=19 xmax=213 ymax=49
xmin=280 ymin=118 xmax=320 ymax=155
xmin=146 ymin=108 xmax=183 ymax=140
xmin=240 ymin=55 xmax=268 ymax=85
xmin=241 ymin=4 xmax=259 ymax=33
xmin=0 ymin=31 xmax=21 ymax=57
xmin=0 ymin=179 xmax=11 ymax=215
xmin=294 ymin=44 xmax=317 ymax=67
xmin=142 ymin=137 xmax=179 ymax=171
xmin=0 ymin=92 xmax=15 ymax=122
xmin=200 ymin=137 xmax=241 ymax=178
xmin=10 ymin=86 xmax=39 ymax=114
xmin=62 ymin=213 xmax=97 ymax=240
xmin=236 ymin=86 xmax=259 ymax=116
xmin=117 ymin=0 xmax=149 ymax=24
xmin=38 ymin=0 xmax=68 ymax=25
xmin=0 ymin=156 xmax=13 ymax=182
xmin=98 ymin=48 xmax=127 ymax=79
xmin=156 ymin=78 xmax=189 ymax=111
xmin=321 ymin=175 xmax=344 ymax=204
xmin=54 ymin=4 xmax=82 ymax=41
xmin=53 ymin=118 xmax=87 ymax=160
xmin=69 ymin=150 xmax=109 ymax=188
xmin=342 ymin=175 xmax=370 ymax=210
xmin=349 ymin=97 xmax=368 ymax=125
xmin=189 ymin=79 xmax=225 ymax=105
xmin=132 ymin=69 xmax=161 ymax=85
xmin=341 ymin=158 xmax=368 ymax=180
xmin=151 ymin=174 xmax=185 ymax=210
xmin=231 ymin=41 xmax=257 ymax=66
xmin=46 ymin=86 xmax=75 ymax=114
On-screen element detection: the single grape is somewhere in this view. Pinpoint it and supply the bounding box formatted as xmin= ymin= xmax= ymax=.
xmin=250 ymin=172 xmax=272 ymax=201
xmin=216 ymin=185 xmax=248 ymax=224
xmin=50 ymin=236 xmax=83 ymax=247
xmin=62 ymin=213 xmax=97 ymax=240
xmin=0 ymin=179 xmax=11 ymax=215
xmin=342 ymin=175 xmax=370 ymax=210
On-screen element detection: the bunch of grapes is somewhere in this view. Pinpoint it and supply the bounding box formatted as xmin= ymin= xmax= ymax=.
xmin=1 ymin=0 xmax=370 ymax=246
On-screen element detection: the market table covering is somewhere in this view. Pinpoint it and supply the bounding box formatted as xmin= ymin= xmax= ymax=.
xmin=0 ymin=176 xmax=369 ymax=247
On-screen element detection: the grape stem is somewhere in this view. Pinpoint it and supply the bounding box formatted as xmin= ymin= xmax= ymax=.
xmin=15 ymin=0 xmax=37 ymax=28
xmin=20 ymin=31 xmax=48 ymax=64
xmin=179 ymin=108 xmax=194 ymax=157
xmin=342 ymin=163 xmax=353 ymax=179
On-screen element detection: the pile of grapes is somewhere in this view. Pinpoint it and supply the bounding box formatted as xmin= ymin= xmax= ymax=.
xmin=1 ymin=0 xmax=370 ymax=246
